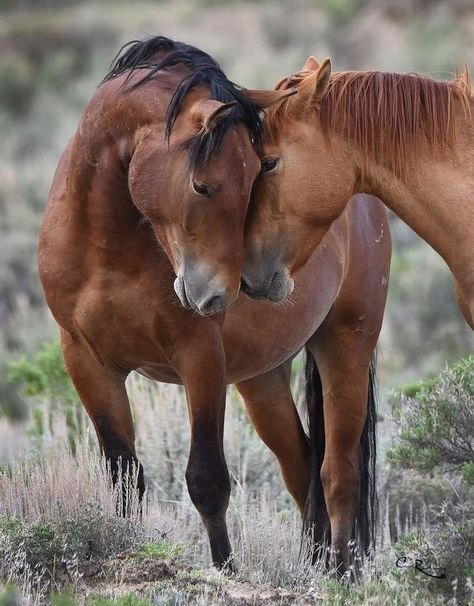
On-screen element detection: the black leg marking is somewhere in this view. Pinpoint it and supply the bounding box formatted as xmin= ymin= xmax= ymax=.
xmin=186 ymin=413 xmax=232 ymax=569
xmin=95 ymin=417 xmax=145 ymax=515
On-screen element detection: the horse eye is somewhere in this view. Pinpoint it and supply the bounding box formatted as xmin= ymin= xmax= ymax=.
xmin=261 ymin=158 xmax=278 ymax=173
xmin=192 ymin=179 xmax=212 ymax=198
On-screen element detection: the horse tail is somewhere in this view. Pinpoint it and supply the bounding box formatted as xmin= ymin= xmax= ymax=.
xmin=357 ymin=354 xmax=378 ymax=554
xmin=302 ymin=349 xmax=330 ymax=553
xmin=302 ymin=348 xmax=377 ymax=556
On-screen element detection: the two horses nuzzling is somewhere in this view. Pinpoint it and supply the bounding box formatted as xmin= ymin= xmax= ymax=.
xmin=38 ymin=34 xmax=472 ymax=578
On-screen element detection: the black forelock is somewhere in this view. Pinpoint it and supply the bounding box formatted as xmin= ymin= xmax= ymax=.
xmin=101 ymin=35 xmax=262 ymax=169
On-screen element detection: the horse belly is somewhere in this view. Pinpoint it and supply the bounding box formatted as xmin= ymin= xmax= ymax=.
xmin=135 ymin=365 xmax=182 ymax=384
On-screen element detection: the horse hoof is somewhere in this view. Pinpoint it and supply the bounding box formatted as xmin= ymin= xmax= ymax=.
xmin=216 ymin=556 xmax=236 ymax=575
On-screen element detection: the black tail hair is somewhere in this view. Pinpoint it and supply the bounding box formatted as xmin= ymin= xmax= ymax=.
xmin=303 ymin=348 xmax=377 ymax=557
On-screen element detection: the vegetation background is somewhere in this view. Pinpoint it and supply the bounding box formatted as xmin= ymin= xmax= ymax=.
xmin=0 ymin=0 xmax=473 ymax=604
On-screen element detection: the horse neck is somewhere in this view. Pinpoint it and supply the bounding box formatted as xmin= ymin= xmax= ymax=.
xmin=351 ymin=103 xmax=474 ymax=301
xmin=67 ymin=84 xmax=165 ymax=248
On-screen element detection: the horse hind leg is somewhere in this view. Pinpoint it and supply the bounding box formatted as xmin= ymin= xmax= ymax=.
xmin=235 ymin=361 xmax=310 ymax=515
xmin=61 ymin=330 xmax=145 ymax=514
xmin=306 ymin=332 xmax=377 ymax=579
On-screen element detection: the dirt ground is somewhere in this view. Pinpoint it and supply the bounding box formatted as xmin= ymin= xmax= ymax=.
xmin=72 ymin=557 xmax=321 ymax=604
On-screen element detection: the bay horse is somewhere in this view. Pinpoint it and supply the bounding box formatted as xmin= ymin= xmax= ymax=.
xmin=243 ymin=58 xmax=474 ymax=329
xmin=38 ymin=36 xmax=391 ymax=576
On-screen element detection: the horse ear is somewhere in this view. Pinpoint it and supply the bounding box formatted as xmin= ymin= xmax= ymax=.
xmin=302 ymin=56 xmax=320 ymax=72
xmin=192 ymin=100 xmax=237 ymax=133
xmin=311 ymin=58 xmax=331 ymax=107
xmin=244 ymin=88 xmax=297 ymax=110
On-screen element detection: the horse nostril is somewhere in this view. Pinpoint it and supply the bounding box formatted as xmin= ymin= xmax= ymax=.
xmin=240 ymin=277 xmax=252 ymax=295
xmin=202 ymin=295 xmax=221 ymax=311
xmin=198 ymin=294 xmax=226 ymax=315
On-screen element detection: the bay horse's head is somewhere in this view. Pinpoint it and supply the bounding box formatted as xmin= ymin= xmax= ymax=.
xmin=106 ymin=37 xmax=293 ymax=316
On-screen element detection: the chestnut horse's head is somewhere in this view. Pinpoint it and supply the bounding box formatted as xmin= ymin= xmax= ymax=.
xmin=244 ymin=57 xmax=472 ymax=303
xmin=242 ymin=57 xmax=351 ymax=302
xmin=107 ymin=37 xmax=293 ymax=316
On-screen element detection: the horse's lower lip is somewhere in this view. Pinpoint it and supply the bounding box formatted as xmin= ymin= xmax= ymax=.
xmin=240 ymin=276 xmax=272 ymax=300
xmin=266 ymin=272 xmax=284 ymax=301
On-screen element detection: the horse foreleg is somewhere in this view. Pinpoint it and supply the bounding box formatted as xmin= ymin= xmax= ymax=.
xmin=235 ymin=361 xmax=310 ymax=514
xmin=177 ymin=337 xmax=232 ymax=570
xmin=61 ymin=330 xmax=145 ymax=512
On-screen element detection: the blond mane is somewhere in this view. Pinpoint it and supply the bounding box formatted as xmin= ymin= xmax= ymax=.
xmin=267 ymin=68 xmax=471 ymax=177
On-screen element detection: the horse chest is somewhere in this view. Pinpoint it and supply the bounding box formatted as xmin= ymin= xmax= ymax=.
xmin=71 ymin=277 xmax=175 ymax=368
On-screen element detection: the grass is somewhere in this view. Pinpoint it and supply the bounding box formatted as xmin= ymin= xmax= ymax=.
xmin=0 ymin=375 xmax=471 ymax=604
xmin=128 ymin=541 xmax=183 ymax=562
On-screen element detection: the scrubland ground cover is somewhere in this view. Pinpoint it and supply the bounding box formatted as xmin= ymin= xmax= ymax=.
xmin=0 ymin=350 xmax=472 ymax=604
xmin=1 ymin=0 xmax=474 ymax=416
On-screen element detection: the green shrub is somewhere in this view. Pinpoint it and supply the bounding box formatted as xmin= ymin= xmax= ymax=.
xmin=462 ymin=462 xmax=474 ymax=485
xmin=386 ymin=358 xmax=474 ymax=599
xmin=129 ymin=540 xmax=183 ymax=562
xmin=320 ymin=0 xmax=365 ymax=25
xmin=87 ymin=594 xmax=151 ymax=606
xmin=387 ymin=357 xmax=474 ymax=478
xmin=0 ymin=586 xmax=20 ymax=606
xmin=50 ymin=594 xmax=75 ymax=606
xmin=0 ymin=376 xmax=28 ymax=422
xmin=0 ymin=516 xmax=62 ymax=565
xmin=8 ymin=340 xmax=75 ymax=404
xmin=391 ymin=500 xmax=474 ymax=601
xmin=8 ymin=340 xmax=84 ymax=446
xmin=57 ymin=501 xmax=145 ymax=561
xmin=0 ymin=504 xmax=146 ymax=570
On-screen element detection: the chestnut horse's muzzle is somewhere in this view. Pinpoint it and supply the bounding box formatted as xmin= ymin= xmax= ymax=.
xmin=240 ymin=267 xmax=294 ymax=303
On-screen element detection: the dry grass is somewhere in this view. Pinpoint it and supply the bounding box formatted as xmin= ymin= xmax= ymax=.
xmin=0 ymin=374 xmax=471 ymax=604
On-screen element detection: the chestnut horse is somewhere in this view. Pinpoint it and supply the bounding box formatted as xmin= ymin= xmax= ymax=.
xmin=243 ymin=58 xmax=474 ymax=329
xmin=39 ymin=37 xmax=391 ymax=575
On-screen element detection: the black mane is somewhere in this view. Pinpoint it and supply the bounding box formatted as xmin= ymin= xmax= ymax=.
xmin=102 ymin=36 xmax=262 ymax=168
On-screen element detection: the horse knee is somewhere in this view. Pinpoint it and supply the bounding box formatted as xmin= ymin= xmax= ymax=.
xmin=186 ymin=458 xmax=230 ymax=518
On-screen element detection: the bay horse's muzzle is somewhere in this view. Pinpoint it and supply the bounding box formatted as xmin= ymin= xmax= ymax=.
xmin=173 ymin=267 xmax=236 ymax=316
